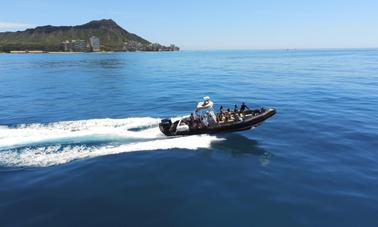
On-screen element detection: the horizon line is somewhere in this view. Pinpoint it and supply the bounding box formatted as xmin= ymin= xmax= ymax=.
xmin=180 ymin=47 xmax=378 ymax=51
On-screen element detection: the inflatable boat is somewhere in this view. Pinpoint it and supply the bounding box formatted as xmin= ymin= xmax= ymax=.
xmin=159 ymin=96 xmax=276 ymax=136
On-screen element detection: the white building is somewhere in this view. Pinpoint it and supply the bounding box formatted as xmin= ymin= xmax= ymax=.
xmin=61 ymin=40 xmax=71 ymax=51
xmin=89 ymin=36 xmax=100 ymax=52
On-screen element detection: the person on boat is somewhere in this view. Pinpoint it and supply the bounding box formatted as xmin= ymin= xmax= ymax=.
xmin=202 ymin=115 xmax=209 ymax=127
xmin=202 ymin=96 xmax=210 ymax=106
xmin=240 ymin=102 xmax=250 ymax=112
xmin=189 ymin=113 xmax=195 ymax=128
xmin=208 ymin=110 xmax=217 ymax=124
xmin=206 ymin=112 xmax=215 ymax=125
xmin=232 ymin=104 xmax=241 ymax=120
xmin=224 ymin=108 xmax=231 ymax=121
xmin=196 ymin=117 xmax=202 ymax=128
xmin=234 ymin=105 xmax=239 ymax=113
xmin=218 ymin=105 xmax=225 ymax=122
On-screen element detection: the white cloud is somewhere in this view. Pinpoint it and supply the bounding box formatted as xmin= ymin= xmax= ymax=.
xmin=0 ymin=22 xmax=34 ymax=31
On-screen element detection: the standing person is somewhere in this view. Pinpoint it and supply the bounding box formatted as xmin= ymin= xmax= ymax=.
xmin=240 ymin=102 xmax=250 ymax=112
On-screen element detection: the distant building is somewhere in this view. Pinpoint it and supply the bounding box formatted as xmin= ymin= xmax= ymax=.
xmin=61 ymin=40 xmax=88 ymax=52
xmin=169 ymin=44 xmax=180 ymax=51
xmin=123 ymin=41 xmax=143 ymax=51
xmin=154 ymin=43 xmax=162 ymax=51
xmin=121 ymin=41 xmax=179 ymax=52
xmin=62 ymin=40 xmax=71 ymax=51
xmin=72 ymin=40 xmax=87 ymax=52
xmin=89 ymin=36 xmax=100 ymax=52
xmin=148 ymin=43 xmax=164 ymax=51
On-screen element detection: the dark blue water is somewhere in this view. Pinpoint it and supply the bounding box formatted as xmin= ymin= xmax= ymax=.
xmin=0 ymin=50 xmax=377 ymax=226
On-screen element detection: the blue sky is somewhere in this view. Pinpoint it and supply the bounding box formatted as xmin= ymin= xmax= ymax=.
xmin=1 ymin=0 xmax=378 ymax=50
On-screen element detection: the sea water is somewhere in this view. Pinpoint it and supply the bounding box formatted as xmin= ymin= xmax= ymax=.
xmin=0 ymin=50 xmax=377 ymax=226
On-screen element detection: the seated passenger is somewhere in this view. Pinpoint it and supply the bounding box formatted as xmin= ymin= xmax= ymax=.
xmin=208 ymin=111 xmax=217 ymax=123
xmin=207 ymin=112 xmax=215 ymax=125
xmin=189 ymin=113 xmax=195 ymax=127
xmin=217 ymin=113 xmax=223 ymax=122
xmin=232 ymin=105 xmax=240 ymax=119
xmin=202 ymin=115 xmax=209 ymax=127
xmin=234 ymin=104 xmax=239 ymax=113
xmin=225 ymin=108 xmax=231 ymax=121
xmin=218 ymin=105 xmax=225 ymax=122
xmin=196 ymin=118 xmax=202 ymax=128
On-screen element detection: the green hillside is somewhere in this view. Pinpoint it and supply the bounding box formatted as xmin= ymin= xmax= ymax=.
xmin=0 ymin=19 xmax=156 ymax=52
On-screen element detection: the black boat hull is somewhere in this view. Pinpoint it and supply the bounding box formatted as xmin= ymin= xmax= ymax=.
xmin=159 ymin=108 xmax=276 ymax=136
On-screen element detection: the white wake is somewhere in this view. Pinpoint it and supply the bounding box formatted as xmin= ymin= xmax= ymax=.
xmin=0 ymin=118 xmax=222 ymax=167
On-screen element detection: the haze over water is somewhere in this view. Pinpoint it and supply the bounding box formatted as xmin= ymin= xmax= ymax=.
xmin=0 ymin=49 xmax=377 ymax=226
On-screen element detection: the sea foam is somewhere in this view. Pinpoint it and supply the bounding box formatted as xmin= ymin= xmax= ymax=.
xmin=0 ymin=118 xmax=222 ymax=167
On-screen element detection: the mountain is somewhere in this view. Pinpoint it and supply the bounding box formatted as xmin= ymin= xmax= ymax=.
xmin=0 ymin=19 xmax=178 ymax=52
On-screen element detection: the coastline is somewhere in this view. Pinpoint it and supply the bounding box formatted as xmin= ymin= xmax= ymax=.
xmin=0 ymin=50 xmax=180 ymax=54
xmin=0 ymin=51 xmax=171 ymax=54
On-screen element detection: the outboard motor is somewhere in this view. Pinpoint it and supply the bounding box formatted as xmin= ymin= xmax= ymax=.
xmin=159 ymin=119 xmax=173 ymax=136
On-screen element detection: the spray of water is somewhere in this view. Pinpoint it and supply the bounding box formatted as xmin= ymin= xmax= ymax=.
xmin=0 ymin=118 xmax=222 ymax=167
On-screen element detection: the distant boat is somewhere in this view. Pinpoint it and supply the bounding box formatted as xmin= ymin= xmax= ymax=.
xmin=159 ymin=96 xmax=276 ymax=136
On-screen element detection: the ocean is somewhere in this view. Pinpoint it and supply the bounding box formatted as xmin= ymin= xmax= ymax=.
xmin=0 ymin=49 xmax=377 ymax=226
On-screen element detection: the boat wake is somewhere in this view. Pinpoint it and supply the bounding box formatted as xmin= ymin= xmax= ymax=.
xmin=0 ymin=118 xmax=222 ymax=167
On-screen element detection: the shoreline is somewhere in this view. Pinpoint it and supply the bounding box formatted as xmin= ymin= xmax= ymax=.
xmin=0 ymin=50 xmax=179 ymax=54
